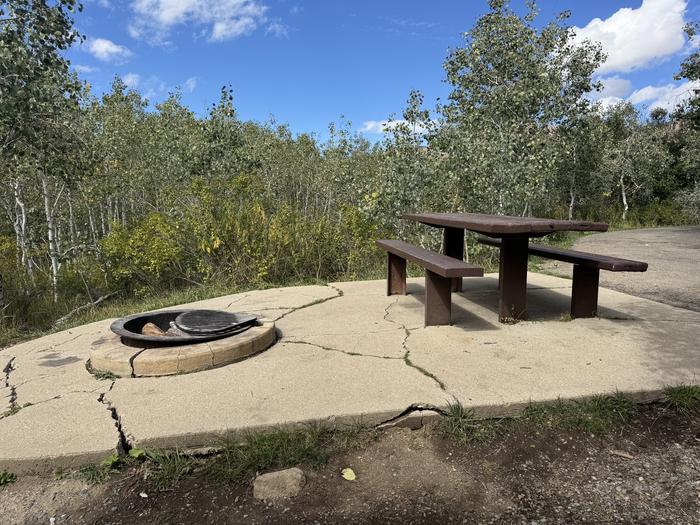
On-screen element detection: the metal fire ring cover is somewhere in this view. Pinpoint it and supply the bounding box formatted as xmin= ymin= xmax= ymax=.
xmin=174 ymin=310 xmax=257 ymax=335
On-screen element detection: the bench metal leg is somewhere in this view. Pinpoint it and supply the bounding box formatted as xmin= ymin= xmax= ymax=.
xmin=498 ymin=237 xmax=529 ymax=322
xmin=425 ymin=269 xmax=452 ymax=326
xmin=443 ymin=227 xmax=464 ymax=293
xmin=387 ymin=253 xmax=407 ymax=296
xmin=571 ymin=265 xmax=599 ymax=318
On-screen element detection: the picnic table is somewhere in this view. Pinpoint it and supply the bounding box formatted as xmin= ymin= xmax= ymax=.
xmin=403 ymin=212 xmax=609 ymax=322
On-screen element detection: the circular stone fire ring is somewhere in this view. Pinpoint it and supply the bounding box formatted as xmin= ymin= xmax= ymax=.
xmin=89 ymin=314 xmax=276 ymax=377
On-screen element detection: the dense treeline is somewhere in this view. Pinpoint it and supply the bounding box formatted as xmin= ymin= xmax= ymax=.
xmin=1 ymin=0 xmax=699 ymax=334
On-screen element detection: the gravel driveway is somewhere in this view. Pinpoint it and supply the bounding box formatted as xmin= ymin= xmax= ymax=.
xmin=544 ymin=226 xmax=700 ymax=312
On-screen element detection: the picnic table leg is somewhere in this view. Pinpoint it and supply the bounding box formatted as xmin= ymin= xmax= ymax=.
xmin=498 ymin=237 xmax=529 ymax=322
xmin=443 ymin=227 xmax=464 ymax=292
xmin=571 ymin=265 xmax=599 ymax=318
xmin=425 ymin=269 xmax=451 ymax=326
xmin=387 ymin=253 xmax=407 ymax=296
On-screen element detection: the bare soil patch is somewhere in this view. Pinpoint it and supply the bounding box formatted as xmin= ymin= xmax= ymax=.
xmin=2 ymin=403 xmax=699 ymax=524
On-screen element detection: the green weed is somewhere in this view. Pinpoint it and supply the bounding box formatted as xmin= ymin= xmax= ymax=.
xmin=664 ymin=385 xmax=700 ymax=417
xmin=437 ymin=402 xmax=509 ymax=445
xmin=522 ymin=392 xmax=637 ymax=434
xmin=145 ymin=450 xmax=197 ymax=491
xmin=0 ymin=470 xmax=17 ymax=487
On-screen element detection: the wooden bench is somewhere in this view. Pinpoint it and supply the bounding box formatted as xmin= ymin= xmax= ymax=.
xmin=376 ymin=240 xmax=484 ymax=326
xmin=477 ymin=237 xmax=648 ymax=318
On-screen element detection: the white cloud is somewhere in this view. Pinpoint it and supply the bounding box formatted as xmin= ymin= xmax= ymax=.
xmin=574 ymin=0 xmax=688 ymax=74
xmin=128 ymin=0 xmax=269 ymax=44
xmin=123 ymin=72 xmax=141 ymax=88
xmin=266 ymin=20 xmax=289 ymax=38
xmin=628 ymin=80 xmax=700 ymax=111
xmin=87 ymin=38 xmax=132 ymax=63
xmin=598 ymin=76 xmax=632 ymax=99
xmin=596 ymin=96 xmax=625 ymax=110
xmin=184 ymin=76 xmax=198 ymax=92
xmin=73 ymin=64 xmax=99 ymax=74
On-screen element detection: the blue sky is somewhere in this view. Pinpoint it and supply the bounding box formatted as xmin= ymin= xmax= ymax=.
xmin=69 ymin=0 xmax=700 ymax=138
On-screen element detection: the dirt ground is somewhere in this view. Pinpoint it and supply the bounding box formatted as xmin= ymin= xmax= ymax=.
xmin=544 ymin=226 xmax=700 ymax=312
xmin=2 ymin=404 xmax=700 ymax=525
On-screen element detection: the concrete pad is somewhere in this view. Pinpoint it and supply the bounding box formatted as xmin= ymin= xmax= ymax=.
xmin=1 ymin=386 xmax=12 ymax=414
xmin=106 ymin=342 xmax=449 ymax=449
xmin=1 ymin=273 xmax=699 ymax=472
xmin=0 ymin=393 xmax=119 ymax=474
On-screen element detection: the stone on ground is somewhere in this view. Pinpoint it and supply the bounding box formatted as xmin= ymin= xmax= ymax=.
xmin=253 ymin=467 xmax=306 ymax=501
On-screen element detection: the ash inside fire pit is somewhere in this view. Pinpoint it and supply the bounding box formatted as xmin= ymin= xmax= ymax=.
xmin=111 ymin=309 xmax=257 ymax=348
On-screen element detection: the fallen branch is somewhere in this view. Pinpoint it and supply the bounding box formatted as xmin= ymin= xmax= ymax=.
xmin=53 ymin=292 xmax=119 ymax=327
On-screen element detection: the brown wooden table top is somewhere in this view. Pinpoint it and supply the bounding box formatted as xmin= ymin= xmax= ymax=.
xmin=403 ymin=212 xmax=608 ymax=238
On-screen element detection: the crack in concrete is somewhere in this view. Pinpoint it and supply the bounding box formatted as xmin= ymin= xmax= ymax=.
xmin=283 ymin=339 xmax=401 ymax=360
xmin=224 ymin=293 xmax=251 ymax=309
xmin=98 ymin=381 xmax=130 ymax=454
xmin=275 ymin=285 xmax=344 ymax=322
xmin=3 ymin=356 xmax=17 ymax=413
xmin=382 ymin=299 xmax=454 ymax=397
xmin=374 ymin=403 xmax=447 ymax=428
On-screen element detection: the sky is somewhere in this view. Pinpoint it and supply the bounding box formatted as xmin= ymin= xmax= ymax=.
xmin=68 ymin=0 xmax=700 ymax=139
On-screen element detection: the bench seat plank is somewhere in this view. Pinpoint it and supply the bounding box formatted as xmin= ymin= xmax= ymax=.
xmin=376 ymin=240 xmax=484 ymax=278
xmin=477 ymin=237 xmax=647 ymax=272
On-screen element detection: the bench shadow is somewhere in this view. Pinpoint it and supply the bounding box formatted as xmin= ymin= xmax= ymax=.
xmin=408 ymin=275 xmax=639 ymax=327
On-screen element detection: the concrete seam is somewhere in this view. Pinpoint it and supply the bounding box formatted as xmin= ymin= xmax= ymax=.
xmin=128 ymin=348 xmax=148 ymax=378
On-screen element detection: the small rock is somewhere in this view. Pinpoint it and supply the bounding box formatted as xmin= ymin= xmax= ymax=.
xmin=253 ymin=467 xmax=306 ymax=501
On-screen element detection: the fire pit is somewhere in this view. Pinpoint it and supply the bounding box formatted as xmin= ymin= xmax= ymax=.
xmin=110 ymin=309 xmax=258 ymax=348
xmin=89 ymin=309 xmax=276 ymax=377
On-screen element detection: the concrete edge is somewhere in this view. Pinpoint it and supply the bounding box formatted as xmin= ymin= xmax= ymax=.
xmin=0 ymin=447 xmax=119 ymax=476
xmin=125 ymin=388 xmax=667 ymax=450
xmin=0 ymin=389 xmax=670 ymax=476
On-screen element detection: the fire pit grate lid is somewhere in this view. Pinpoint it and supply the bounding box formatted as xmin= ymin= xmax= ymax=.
xmin=174 ymin=310 xmax=257 ymax=336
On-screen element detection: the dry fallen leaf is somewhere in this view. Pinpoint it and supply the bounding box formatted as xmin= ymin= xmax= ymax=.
xmin=341 ymin=468 xmax=356 ymax=481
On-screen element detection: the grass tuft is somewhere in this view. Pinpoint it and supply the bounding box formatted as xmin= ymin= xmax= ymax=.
xmin=0 ymin=469 xmax=17 ymax=487
xmin=664 ymin=385 xmax=700 ymax=417
xmin=437 ymin=402 xmax=509 ymax=445
xmin=145 ymin=450 xmax=197 ymax=491
xmin=523 ymin=392 xmax=637 ymax=434
xmin=77 ymin=453 xmax=121 ymax=484
xmin=207 ymin=423 xmax=375 ymax=484
xmin=93 ymin=369 xmax=118 ymax=381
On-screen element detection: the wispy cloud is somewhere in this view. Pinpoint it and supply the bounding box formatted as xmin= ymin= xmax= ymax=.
xmin=123 ymin=72 xmax=141 ymax=88
xmin=73 ymin=64 xmax=100 ymax=74
xmin=266 ymin=20 xmax=289 ymax=38
xmin=574 ymin=0 xmax=688 ymax=74
xmin=183 ymin=76 xmax=198 ymax=92
xmin=86 ymin=37 xmax=132 ymax=63
xmin=128 ymin=0 xmax=270 ymax=44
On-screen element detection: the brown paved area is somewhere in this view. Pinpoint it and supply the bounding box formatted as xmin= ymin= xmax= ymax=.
xmin=1 ymin=274 xmax=699 ymax=474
